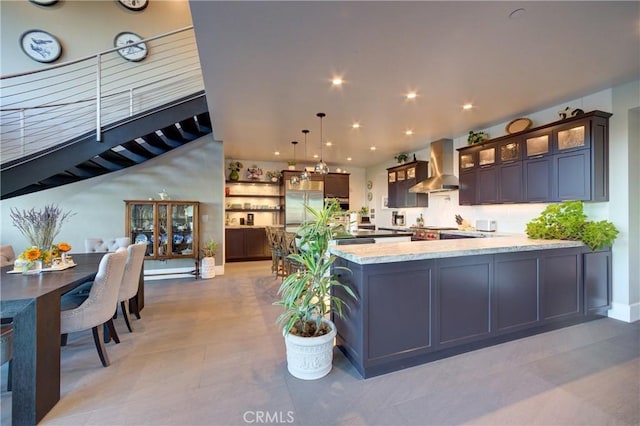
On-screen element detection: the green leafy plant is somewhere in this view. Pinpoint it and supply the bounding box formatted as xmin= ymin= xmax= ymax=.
xmin=525 ymin=201 xmax=619 ymax=250
xmin=228 ymin=161 xmax=243 ymax=172
xmin=359 ymin=206 xmax=369 ymax=216
xmin=266 ymin=170 xmax=282 ymax=181
xmin=274 ymin=199 xmax=357 ymax=337
xmin=394 ymin=153 xmax=409 ymax=163
xmin=201 ymin=238 xmax=218 ymax=258
xmin=467 ymin=130 xmax=489 ymax=145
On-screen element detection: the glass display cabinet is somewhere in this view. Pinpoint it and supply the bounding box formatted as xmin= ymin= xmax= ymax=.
xmin=125 ymin=200 xmax=199 ymax=260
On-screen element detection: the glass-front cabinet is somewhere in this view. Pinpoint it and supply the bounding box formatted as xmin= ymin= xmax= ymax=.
xmin=125 ymin=200 xmax=199 ymax=260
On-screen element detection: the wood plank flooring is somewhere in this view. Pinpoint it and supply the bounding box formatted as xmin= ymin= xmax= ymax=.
xmin=1 ymin=260 xmax=638 ymax=425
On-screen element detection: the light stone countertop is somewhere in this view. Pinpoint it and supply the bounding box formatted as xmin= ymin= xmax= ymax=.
xmin=328 ymin=236 xmax=585 ymax=265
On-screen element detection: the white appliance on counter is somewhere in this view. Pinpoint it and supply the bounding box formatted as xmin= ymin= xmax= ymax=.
xmin=475 ymin=219 xmax=497 ymax=232
xmin=285 ymin=179 xmax=324 ymax=227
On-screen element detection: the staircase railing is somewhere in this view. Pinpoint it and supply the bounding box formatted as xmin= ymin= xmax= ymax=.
xmin=0 ymin=26 xmax=205 ymax=165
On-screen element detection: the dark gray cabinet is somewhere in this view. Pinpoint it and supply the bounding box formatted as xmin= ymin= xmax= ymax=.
xmin=387 ymin=161 xmax=429 ymax=208
xmin=458 ymin=110 xmax=611 ymax=205
xmin=333 ymin=246 xmax=611 ymax=378
xmin=324 ymin=173 xmax=350 ymax=199
xmin=458 ymin=170 xmax=476 ymax=205
xmin=225 ymin=227 xmax=270 ymax=262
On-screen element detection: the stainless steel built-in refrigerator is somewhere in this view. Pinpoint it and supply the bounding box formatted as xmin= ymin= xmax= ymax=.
xmin=285 ymin=180 xmax=324 ymax=227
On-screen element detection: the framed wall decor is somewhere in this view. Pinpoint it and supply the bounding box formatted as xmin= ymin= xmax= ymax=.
xmin=117 ymin=0 xmax=149 ymax=11
xmin=20 ymin=30 xmax=62 ymax=63
xmin=114 ymin=32 xmax=148 ymax=62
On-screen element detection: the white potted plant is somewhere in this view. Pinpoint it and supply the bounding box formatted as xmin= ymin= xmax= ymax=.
xmin=200 ymin=238 xmax=218 ymax=279
xmin=274 ymin=200 xmax=357 ymax=380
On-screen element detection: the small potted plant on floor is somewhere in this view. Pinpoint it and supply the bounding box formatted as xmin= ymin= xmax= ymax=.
xmin=200 ymin=238 xmax=218 ymax=279
xmin=274 ymin=199 xmax=357 ymax=380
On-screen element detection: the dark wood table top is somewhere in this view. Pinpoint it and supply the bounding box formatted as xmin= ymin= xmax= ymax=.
xmin=1 ymin=253 xmax=103 ymax=308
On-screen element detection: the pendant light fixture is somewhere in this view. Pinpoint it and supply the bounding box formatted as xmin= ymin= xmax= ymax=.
xmin=290 ymin=141 xmax=300 ymax=185
xmin=314 ymin=112 xmax=329 ymax=174
xmin=300 ymin=129 xmax=310 ymax=181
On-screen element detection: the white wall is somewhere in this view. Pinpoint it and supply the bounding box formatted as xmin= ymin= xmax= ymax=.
xmin=365 ymin=83 xmax=638 ymax=322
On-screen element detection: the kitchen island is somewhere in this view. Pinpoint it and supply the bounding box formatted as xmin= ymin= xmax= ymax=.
xmin=329 ymin=237 xmax=612 ymax=378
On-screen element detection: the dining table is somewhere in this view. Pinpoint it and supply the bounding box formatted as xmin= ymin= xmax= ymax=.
xmin=0 ymin=252 xmax=104 ymax=425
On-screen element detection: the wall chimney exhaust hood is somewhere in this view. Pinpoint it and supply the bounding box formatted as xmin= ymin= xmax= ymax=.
xmin=409 ymin=138 xmax=459 ymax=193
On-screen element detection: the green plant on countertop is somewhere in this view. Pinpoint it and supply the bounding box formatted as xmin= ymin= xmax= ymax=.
xmin=274 ymin=199 xmax=357 ymax=337
xmin=525 ymin=200 xmax=619 ymax=251
xmin=201 ymin=238 xmax=218 ymax=258
xmin=394 ymin=153 xmax=409 ymax=163
xmin=467 ymin=130 xmax=489 ymax=145
xmin=359 ymin=206 xmax=369 ymax=217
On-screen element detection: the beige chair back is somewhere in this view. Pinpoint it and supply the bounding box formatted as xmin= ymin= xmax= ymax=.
xmin=85 ymin=238 xmax=131 ymax=253
xmin=118 ymin=243 xmax=146 ymax=303
xmin=0 ymin=245 xmax=15 ymax=267
xmin=61 ymin=250 xmax=127 ymax=334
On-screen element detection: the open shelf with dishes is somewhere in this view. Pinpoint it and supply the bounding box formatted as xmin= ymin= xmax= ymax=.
xmin=225 ymin=180 xmax=284 ymax=225
xmin=125 ymin=200 xmax=199 ymax=260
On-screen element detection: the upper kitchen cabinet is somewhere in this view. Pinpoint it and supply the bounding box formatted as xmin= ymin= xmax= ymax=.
xmin=458 ymin=110 xmax=611 ymax=205
xmin=324 ymin=173 xmax=350 ymax=199
xmin=387 ymin=161 xmax=428 ymax=208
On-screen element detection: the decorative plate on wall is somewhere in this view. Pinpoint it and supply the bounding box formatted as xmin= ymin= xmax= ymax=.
xmin=505 ymin=117 xmax=533 ymax=134
xmin=117 ymin=0 xmax=148 ymax=11
xmin=20 ymin=30 xmax=62 ymax=63
xmin=114 ymin=32 xmax=148 ymax=62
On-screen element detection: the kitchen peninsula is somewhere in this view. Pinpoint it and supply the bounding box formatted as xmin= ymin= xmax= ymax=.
xmin=329 ymin=236 xmax=611 ymax=378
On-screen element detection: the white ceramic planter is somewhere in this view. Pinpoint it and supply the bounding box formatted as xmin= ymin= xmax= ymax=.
xmin=201 ymin=257 xmax=216 ymax=279
xmin=284 ymin=318 xmax=336 ymax=380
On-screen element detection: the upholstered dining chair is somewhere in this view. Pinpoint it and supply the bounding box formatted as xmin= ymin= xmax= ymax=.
xmin=84 ymin=237 xmax=130 ymax=253
xmin=116 ymin=243 xmax=146 ymax=332
xmin=60 ymin=250 xmax=127 ymax=367
xmin=0 ymin=245 xmax=15 ymax=267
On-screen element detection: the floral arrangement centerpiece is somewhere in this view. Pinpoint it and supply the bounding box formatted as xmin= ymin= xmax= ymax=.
xmin=10 ymin=204 xmax=75 ymax=272
xmin=266 ymin=170 xmax=282 ymax=182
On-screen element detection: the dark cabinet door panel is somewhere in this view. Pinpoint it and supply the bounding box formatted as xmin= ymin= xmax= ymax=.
xmin=494 ymin=255 xmax=539 ymax=331
xmin=437 ymin=257 xmax=492 ymax=344
xmin=498 ymin=162 xmax=523 ymax=203
xmin=524 ymin=158 xmax=553 ymax=202
xmin=458 ymin=171 xmax=477 ymax=205
xmin=477 ymin=167 xmax=498 ymax=204
xmin=555 ymin=150 xmax=590 ymax=201
xmin=584 ymin=249 xmax=612 ymax=315
xmin=225 ymin=228 xmax=245 ymax=260
xmin=542 ymin=253 xmax=581 ymax=320
xmin=367 ymin=270 xmax=432 ymax=360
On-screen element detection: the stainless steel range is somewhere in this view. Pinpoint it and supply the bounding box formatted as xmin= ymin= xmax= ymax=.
xmin=411 ymin=226 xmax=458 ymax=240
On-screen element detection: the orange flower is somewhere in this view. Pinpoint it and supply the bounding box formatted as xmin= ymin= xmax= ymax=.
xmin=57 ymin=242 xmax=71 ymax=253
xmin=24 ymin=247 xmax=42 ymax=262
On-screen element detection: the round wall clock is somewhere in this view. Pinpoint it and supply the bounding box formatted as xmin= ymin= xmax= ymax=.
xmin=117 ymin=0 xmax=148 ymax=11
xmin=20 ymin=30 xmax=62 ymax=63
xmin=367 ymin=180 xmax=373 ymax=190
xmin=114 ymin=32 xmax=148 ymax=62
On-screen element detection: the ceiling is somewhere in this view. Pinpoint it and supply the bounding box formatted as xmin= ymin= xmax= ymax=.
xmin=190 ymin=1 xmax=639 ymax=169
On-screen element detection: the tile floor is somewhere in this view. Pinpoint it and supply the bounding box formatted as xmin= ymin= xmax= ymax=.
xmin=1 ymin=260 xmax=639 ymax=425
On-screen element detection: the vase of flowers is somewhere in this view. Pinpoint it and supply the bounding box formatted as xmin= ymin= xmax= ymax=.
xmin=10 ymin=204 xmax=75 ymax=251
xmin=20 ymin=247 xmax=44 ymax=274
xmin=228 ymin=161 xmax=243 ymax=181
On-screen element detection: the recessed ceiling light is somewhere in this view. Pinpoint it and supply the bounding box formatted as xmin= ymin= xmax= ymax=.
xmin=313 ymin=154 xmax=319 ymax=159
xmin=406 ymin=92 xmax=417 ymax=100
xmin=405 ymin=130 xmax=414 ymax=136
xmin=325 ymin=141 xmax=332 ymax=147
xmin=352 ymin=122 xmax=361 ymax=129
xmin=274 ymin=151 xmax=280 ymax=156
xmin=370 ymin=146 xmax=376 ymax=151
xmin=463 ymin=103 xmax=474 ymax=110
xmin=347 ymin=157 xmax=352 ymax=161
xmin=332 ymin=77 xmax=343 ymax=86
